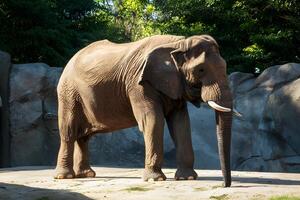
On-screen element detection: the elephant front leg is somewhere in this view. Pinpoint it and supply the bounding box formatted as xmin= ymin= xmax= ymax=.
xmin=166 ymin=104 xmax=198 ymax=180
xmin=129 ymin=87 xmax=166 ymax=181
xmin=74 ymin=136 xmax=96 ymax=178
xmin=142 ymin=113 xmax=166 ymax=181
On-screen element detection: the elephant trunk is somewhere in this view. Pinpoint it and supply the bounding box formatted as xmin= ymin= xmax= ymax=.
xmin=199 ymin=79 xmax=233 ymax=187
xmin=216 ymin=110 xmax=232 ymax=187
xmin=215 ymin=88 xmax=232 ymax=187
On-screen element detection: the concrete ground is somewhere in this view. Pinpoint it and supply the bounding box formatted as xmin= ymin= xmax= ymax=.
xmin=0 ymin=167 xmax=300 ymax=200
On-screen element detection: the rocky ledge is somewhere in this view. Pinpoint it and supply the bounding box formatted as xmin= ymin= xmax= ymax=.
xmin=1 ymin=49 xmax=300 ymax=172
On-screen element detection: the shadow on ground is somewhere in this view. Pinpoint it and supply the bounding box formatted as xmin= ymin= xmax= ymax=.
xmin=199 ymin=176 xmax=300 ymax=185
xmin=0 ymin=183 xmax=92 ymax=200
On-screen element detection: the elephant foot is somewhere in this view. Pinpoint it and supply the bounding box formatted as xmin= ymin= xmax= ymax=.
xmin=143 ymin=168 xmax=166 ymax=181
xmin=54 ymin=167 xmax=75 ymax=179
xmin=74 ymin=167 xmax=96 ymax=178
xmin=175 ymin=168 xmax=198 ymax=180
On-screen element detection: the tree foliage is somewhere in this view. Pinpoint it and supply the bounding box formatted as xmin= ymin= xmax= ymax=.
xmin=153 ymin=0 xmax=300 ymax=73
xmin=0 ymin=0 xmax=299 ymax=73
xmin=0 ymin=0 xmax=125 ymax=66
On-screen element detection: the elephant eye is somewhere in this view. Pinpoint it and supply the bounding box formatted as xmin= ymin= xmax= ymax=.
xmin=197 ymin=67 xmax=205 ymax=78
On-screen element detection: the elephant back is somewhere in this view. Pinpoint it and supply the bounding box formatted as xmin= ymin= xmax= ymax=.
xmin=61 ymin=35 xmax=184 ymax=86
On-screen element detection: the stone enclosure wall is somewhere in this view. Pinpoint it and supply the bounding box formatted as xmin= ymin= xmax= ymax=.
xmin=0 ymin=50 xmax=299 ymax=172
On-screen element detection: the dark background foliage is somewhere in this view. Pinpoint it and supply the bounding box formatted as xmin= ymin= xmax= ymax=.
xmin=0 ymin=0 xmax=299 ymax=73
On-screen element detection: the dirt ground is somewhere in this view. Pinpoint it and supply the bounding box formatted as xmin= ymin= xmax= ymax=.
xmin=0 ymin=167 xmax=300 ymax=200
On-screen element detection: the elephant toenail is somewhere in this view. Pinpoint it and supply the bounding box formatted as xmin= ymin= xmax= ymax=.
xmin=157 ymin=177 xmax=164 ymax=181
xmin=66 ymin=174 xmax=73 ymax=178
xmin=87 ymin=171 xmax=95 ymax=177
xmin=188 ymin=176 xmax=194 ymax=180
xmin=179 ymin=177 xmax=185 ymax=180
xmin=55 ymin=175 xmax=63 ymax=179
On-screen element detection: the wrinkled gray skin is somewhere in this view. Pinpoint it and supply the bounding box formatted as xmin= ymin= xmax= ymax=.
xmin=55 ymin=35 xmax=233 ymax=187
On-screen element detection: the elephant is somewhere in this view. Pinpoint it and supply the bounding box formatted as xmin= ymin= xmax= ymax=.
xmin=55 ymin=34 xmax=239 ymax=187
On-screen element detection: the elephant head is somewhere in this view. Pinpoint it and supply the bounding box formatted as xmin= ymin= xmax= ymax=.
xmin=139 ymin=35 xmax=237 ymax=187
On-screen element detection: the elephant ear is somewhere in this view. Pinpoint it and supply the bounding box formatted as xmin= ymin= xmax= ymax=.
xmin=138 ymin=40 xmax=186 ymax=99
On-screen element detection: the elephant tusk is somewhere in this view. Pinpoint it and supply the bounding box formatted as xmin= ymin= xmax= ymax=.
xmin=207 ymin=101 xmax=231 ymax=112
xmin=208 ymin=101 xmax=243 ymax=117
xmin=233 ymin=109 xmax=243 ymax=117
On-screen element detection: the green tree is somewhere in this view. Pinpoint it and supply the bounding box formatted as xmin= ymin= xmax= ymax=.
xmin=0 ymin=0 xmax=126 ymax=66
xmin=108 ymin=0 xmax=160 ymax=41
xmin=153 ymin=0 xmax=300 ymax=73
xmin=1 ymin=0 xmax=299 ymax=73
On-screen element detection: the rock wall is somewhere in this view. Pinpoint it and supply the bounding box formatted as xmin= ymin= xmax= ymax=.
xmin=9 ymin=63 xmax=62 ymax=166
xmin=2 ymin=51 xmax=300 ymax=172
xmin=229 ymin=63 xmax=300 ymax=172
xmin=0 ymin=51 xmax=11 ymax=167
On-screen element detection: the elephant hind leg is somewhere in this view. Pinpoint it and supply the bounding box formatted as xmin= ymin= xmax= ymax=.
xmin=74 ymin=136 xmax=96 ymax=178
xmin=55 ymin=100 xmax=80 ymax=179
xmin=55 ymin=139 xmax=75 ymax=179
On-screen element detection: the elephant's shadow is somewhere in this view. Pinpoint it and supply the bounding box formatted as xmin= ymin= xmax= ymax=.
xmin=199 ymin=176 xmax=300 ymax=186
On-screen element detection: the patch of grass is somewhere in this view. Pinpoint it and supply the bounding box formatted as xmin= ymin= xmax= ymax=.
xmin=35 ymin=197 xmax=50 ymax=200
xmin=123 ymin=186 xmax=151 ymax=192
xmin=251 ymin=194 xmax=266 ymax=200
xmin=211 ymin=185 xmax=223 ymax=189
xmin=194 ymin=187 xmax=209 ymax=191
xmin=269 ymin=196 xmax=300 ymax=200
xmin=209 ymin=194 xmax=229 ymax=200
